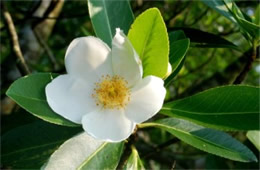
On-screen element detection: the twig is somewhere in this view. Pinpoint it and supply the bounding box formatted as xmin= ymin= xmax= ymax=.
xmin=171 ymin=160 xmax=176 ymax=170
xmin=233 ymin=46 xmax=258 ymax=84
xmin=32 ymin=12 xmax=89 ymax=20
xmin=0 ymin=10 xmax=89 ymax=32
xmin=1 ymin=2 xmax=31 ymax=75
xmin=33 ymin=29 xmax=59 ymax=71
xmin=10 ymin=1 xmax=84 ymax=21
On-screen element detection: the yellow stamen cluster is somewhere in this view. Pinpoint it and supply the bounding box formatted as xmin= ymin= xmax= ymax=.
xmin=92 ymin=75 xmax=130 ymax=109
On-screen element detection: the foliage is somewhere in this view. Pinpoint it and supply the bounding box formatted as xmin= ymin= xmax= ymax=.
xmin=6 ymin=73 xmax=78 ymax=127
xmin=1 ymin=121 xmax=81 ymax=169
xmin=128 ymin=8 xmax=169 ymax=78
xmin=1 ymin=0 xmax=259 ymax=169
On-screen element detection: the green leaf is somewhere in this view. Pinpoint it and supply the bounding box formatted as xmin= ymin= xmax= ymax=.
xmin=128 ymin=8 xmax=169 ymax=78
xmin=139 ymin=118 xmax=257 ymax=162
xmin=200 ymin=0 xmax=236 ymax=23
xmin=88 ymin=0 xmax=134 ymax=46
xmin=235 ymin=16 xmax=260 ymax=40
xmin=169 ymin=30 xmax=186 ymax=41
xmin=230 ymin=2 xmax=260 ymax=40
xmin=168 ymin=31 xmax=189 ymax=72
xmin=6 ymin=73 xmax=78 ymax=127
xmin=254 ymin=5 xmax=260 ymax=25
xmin=247 ymin=131 xmax=260 ymax=151
xmin=44 ymin=132 xmax=124 ymax=170
xmin=78 ymin=142 xmax=124 ymax=169
xmin=165 ymin=30 xmax=190 ymax=87
xmin=165 ymin=56 xmax=186 ymax=88
xmin=202 ymin=0 xmax=259 ymax=41
xmin=170 ymin=28 xmax=239 ymax=50
xmin=123 ymin=146 xmax=145 ymax=170
xmin=1 ymin=121 xmax=81 ymax=169
xmin=1 ymin=110 xmax=37 ymax=134
xmin=160 ymin=85 xmax=260 ymax=131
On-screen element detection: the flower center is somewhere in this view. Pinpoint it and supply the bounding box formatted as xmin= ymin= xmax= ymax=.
xmin=92 ymin=75 xmax=130 ymax=109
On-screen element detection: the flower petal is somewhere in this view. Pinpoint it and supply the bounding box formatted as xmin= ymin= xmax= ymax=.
xmin=65 ymin=37 xmax=113 ymax=83
xmin=46 ymin=75 xmax=96 ymax=124
xmin=125 ymin=76 xmax=166 ymax=123
xmin=82 ymin=109 xmax=136 ymax=142
xmin=112 ymin=28 xmax=143 ymax=87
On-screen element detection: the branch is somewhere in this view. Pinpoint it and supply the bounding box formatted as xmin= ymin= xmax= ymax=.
xmin=34 ymin=29 xmax=59 ymax=71
xmin=1 ymin=2 xmax=31 ymax=75
xmin=233 ymin=46 xmax=258 ymax=84
xmin=0 ymin=1 xmax=85 ymax=32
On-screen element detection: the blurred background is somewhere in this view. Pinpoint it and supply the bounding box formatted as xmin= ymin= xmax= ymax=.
xmin=1 ymin=0 xmax=259 ymax=169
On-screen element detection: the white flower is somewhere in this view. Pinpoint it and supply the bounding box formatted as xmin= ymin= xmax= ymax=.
xmin=45 ymin=28 xmax=166 ymax=142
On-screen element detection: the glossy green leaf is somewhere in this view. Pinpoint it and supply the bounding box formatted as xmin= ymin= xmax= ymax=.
xmin=165 ymin=30 xmax=189 ymax=87
xmin=168 ymin=31 xmax=189 ymax=72
xmin=230 ymin=3 xmax=260 ymax=40
xmin=6 ymin=73 xmax=78 ymax=127
xmin=160 ymin=85 xmax=260 ymax=131
xmin=170 ymin=28 xmax=239 ymax=50
xmin=128 ymin=8 xmax=169 ymax=78
xmin=1 ymin=121 xmax=81 ymax=169
xmin=235 ymin=16 xmax=260 ymax=39
xmin=218 ymin=1 xmax=253 ymax=41
xmin=44 ymin=132 xmax=124 ymax=170
xmin=200 ymin=0 xmax=236 ymax=23
xmin=140 ymin=118 xmax=257 ymax=162
xmin=88 ymin=0 xmax=134 ymax=46
xmin=202 ymin=0 xmax=259 ymax=41
xmin=223 ymin=0 xmax=244 ymax=18
xmin=165 ymin=56 xmax=186 ymax=88
xmin=43 ymin=133 xmax=103 ymax=169
xmin=254 ymin=5 xmax=260 ymax=25
xmin=123 ymin=146 xmax=145 ymax=170
xmin=1 ymin=110 xmax=37 ymax=134
xmin=247 ymin=131 xmax=260 ymax=151
xmin=169 ymin=30 xmax=186 ymax=41
xmin=78 ymin=142 xmax=124 ymax=169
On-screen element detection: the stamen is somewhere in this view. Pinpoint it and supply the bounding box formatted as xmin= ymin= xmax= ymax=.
xmin=92 ymin=75 xmax=130 ymax=109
